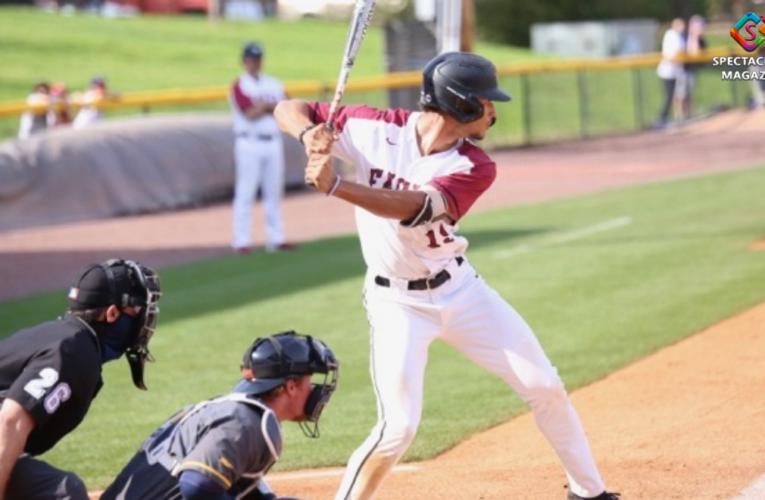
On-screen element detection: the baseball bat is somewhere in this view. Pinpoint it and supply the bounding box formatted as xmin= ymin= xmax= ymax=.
xmin=306 ymin=0 xmax=377 ymax=187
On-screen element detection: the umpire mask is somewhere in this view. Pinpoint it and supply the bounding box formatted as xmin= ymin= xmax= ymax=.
xmin=69 ymin=259 xmax=162 ymax=390
xmin=124 ymin=261 xmax=161 ymax=390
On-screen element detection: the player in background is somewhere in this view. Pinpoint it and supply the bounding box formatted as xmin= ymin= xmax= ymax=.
xmin=72 ymin=76 xmax=119 ymax=129
xmin=100 ymin=331 xmax=339 ymax=500
xmin=0 ymin=259 xmax=161 ymax=500
xmin=230 ymin=41 xmax=296 ymax=255
xmin=17 ymin=81 xmax=50 ymax=139
xmin=275 ymin=52 xmax=620 ymax=500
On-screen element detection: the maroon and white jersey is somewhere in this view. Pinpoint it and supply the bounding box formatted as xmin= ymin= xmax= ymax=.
xmin=230 ymin=73 xmax=285 ymax=137
xmin=308 ymin=103 xmax=496 ymax=279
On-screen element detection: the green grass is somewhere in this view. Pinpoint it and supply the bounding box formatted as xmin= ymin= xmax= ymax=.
xmin=0 ymin=5 xmax=555 ymax=99
xmin=0 ymin=6 xmax=555 ymax=139
xmin=1 ymin=166 xmax=764 ymax=488
xmin=0 ymin=7 xmax=754 ymax=145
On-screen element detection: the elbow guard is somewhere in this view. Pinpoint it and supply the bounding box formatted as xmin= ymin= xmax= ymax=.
xmin=400 ymin=187 xmax=448 ymax=228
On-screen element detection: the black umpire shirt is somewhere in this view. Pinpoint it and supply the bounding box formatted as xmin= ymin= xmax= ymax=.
xmin=0 ymin=314 xmax=103 ymax=455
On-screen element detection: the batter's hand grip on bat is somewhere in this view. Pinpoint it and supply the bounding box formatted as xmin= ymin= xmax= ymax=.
xmin=304 ymin=122 xmax=335 ymax=188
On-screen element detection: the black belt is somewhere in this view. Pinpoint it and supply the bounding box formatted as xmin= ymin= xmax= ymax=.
xmin=236 ymin=133 xmax=274 ymax=141
xmin=375 ymin=257 xmax=464 ymax=291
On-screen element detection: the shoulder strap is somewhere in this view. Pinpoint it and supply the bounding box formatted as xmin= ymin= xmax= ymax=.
xmin=148 ymin=393 xmax=280 ymax=475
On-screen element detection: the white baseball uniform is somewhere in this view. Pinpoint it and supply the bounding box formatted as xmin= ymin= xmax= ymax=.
xmin=230 ymin=73 xmax=287 ymax=251
xmin=306 ymin=103 xmax=607 ymax=500
xmin=72 ymin=88 xmax=104 ymax=129
xmin=18 ymin=91 xmax=49 ymax=139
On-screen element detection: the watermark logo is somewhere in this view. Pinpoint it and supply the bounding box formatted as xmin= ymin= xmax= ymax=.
xmin=731 ymin=12 xmax=765 ymax=52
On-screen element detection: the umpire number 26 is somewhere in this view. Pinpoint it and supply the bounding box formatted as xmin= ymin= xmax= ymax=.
xmin=24 ymin=368 xmax=72 ymax=414
xmin=425 ymin=224 xmax=454 ymax=248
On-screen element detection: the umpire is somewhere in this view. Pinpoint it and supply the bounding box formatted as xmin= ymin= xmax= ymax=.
xmin=0 ymin=258 xmax=162 ymax=500
xmin=100 ymin=331 xmax=339 ymax=500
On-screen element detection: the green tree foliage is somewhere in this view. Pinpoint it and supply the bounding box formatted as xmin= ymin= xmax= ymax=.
xmin=475 ymin=0 xmax=709 ymax=47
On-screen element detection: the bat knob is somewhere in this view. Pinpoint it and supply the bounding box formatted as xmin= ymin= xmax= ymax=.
xmin=305 ymin=179 xmax=317 ymax=188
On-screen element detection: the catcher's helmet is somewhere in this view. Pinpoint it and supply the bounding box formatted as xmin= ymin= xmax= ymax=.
xmin=420 ymin=51 xmax=512 ymax=123
xmin=233 ymin=331 xmax=339 ymax=437
xmin=68 ymin=259 xmax=161 ymax=391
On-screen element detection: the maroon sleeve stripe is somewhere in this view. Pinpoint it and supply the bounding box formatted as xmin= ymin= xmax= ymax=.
xmin=306 ymin=103 xmax=410 ymax=133
xmin=308 ymin=102 xmax=321 ymax=124
xmin=425 ymin=142 xmax=497 ymax=221
xmin=231 ymin=79 xmax=254 ymax=113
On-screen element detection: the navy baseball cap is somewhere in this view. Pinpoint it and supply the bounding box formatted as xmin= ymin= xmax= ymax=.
xmin=90 ymin=76 xmax=106 ymax=87
xmin=242 ymin=42 xmax=263 ymax=59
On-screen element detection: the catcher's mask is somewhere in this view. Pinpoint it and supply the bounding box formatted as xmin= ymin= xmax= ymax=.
xmin=232 ymin=331 xmax=339 ymax=438
xmin=68 ymin=258 xmax=161 ymax=390
xmin=420 ymin=51 xmax=512 ymax=124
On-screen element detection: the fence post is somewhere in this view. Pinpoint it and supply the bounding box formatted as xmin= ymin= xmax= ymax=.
xmin=731 ymin=78 xmax=740 ymax=108
xmin=632 ymin=67 xmax=643 ymax=130
xmin=577 ymin=70 xmax=589 ymax=138
xmin=521 ymin=73 xmax=531 ymax=145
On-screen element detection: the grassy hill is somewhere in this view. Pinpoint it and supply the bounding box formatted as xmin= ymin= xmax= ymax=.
xmin=0 ymin=6 xmax=555 ymax=139
xmin=0 ymin=7 xmax=551 ymax=98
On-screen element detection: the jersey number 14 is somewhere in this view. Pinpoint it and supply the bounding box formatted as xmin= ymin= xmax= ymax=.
xmin=425 ymin=223 xmax=455 ymax=248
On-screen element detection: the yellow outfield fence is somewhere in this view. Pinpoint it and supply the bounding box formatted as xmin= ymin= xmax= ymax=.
xmin=0 ymin=47 xmax=747 ymax=119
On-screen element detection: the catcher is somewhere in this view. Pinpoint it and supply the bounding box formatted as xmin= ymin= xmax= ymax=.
xmin=100 ymin=331 xmax=339 ymax=500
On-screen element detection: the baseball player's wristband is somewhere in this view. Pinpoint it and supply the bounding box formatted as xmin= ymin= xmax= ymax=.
xmin=298 ymin=123 xmax=318 ymax=145
xmin=326 ymin=175 xmax=342 ymax=197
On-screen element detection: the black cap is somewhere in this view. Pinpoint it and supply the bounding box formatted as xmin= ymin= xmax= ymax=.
xmin=242 ymin=42 xmax=263 ymax=59
xmin=67 ymin=263 xmax=143 ymax=311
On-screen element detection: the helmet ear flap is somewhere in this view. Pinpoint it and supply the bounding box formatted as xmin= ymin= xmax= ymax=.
xmin=451 ymin=93 xmax=484 ymax=123
xmin=420 ymin=52 xmax=454 ymax=109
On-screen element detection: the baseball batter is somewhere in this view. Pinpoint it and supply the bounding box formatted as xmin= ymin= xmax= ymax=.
xmin=100 ymin=331 xmax=339 ymax=500
xmin=275 ymin=52 xmax=619 ymax=500
xmin=230 ymin=42 xmax=294 ymax=253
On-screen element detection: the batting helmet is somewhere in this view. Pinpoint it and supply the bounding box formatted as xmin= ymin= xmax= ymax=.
xmin=420 ymin=51 xmax=512 ymax=123
xmin=232 ymin=331 xmax=339 ymax=437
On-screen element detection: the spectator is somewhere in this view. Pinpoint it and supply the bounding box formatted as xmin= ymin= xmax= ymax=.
xmin=678 ymin=15 xmax=708 ymax=120
xmin=72 ymin=76 xmax=118 ymax=129
xmin=48 ymin=82 xmax=73 ymax=128
xmin=749 ymin=45 xmax=765 ymax=109
xmin=18 ymin=81 xmax=50 ymax=139
xmin=230 ymin=42 xmax=296 ymax=254
xmin=656 ymin=18 xmax=686 ymax=127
